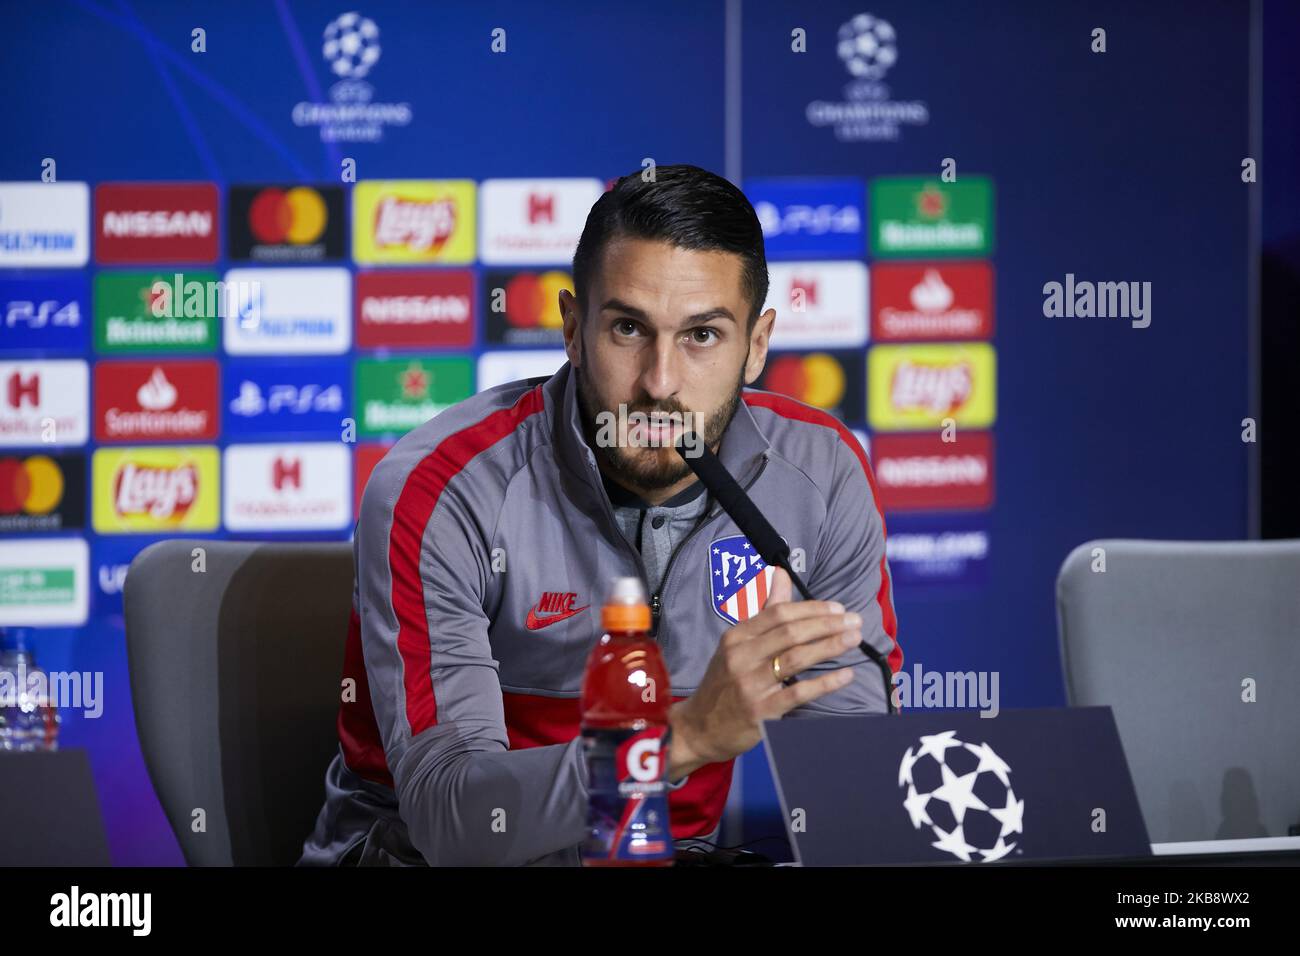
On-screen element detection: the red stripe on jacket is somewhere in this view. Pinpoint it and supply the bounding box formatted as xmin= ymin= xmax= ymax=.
xmin=339 ymin=604 xmax=394 ymax=787
xmin=391 ymin=385 xmax=547 ymax=736
xmin=503 ymin=692 xmax=734 ymax=840
xmin=741 ymin=392 xmax=903 ymax=674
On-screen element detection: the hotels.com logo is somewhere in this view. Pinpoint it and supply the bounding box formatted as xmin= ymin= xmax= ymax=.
xmin=272 ymin=456 xmax=301 ymax=491
xmin=6 ymin=369 xmax=39 ymax=407
xmin=789 ymin=276 xmax=819 ymax=307
xmin=112 ymin=462 xmax=198 ymax=521
xmin=890 ymin=361 xmax=973 ymax=415
xmin=0 ymin=361 xmax=90 ymax=446
xmin=527 ymin=193 xmax=555 ymax=224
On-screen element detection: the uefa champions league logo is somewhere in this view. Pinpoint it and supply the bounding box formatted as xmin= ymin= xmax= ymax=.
xmin=806 ymin=11 xmax=929 ymax=142
xmin=898 ymin=731 xmax=1024 ymax=862
xmin=836 ymin=13 xmax=897 ymax=81
xmin=323 ymin=11 xmax=381 ymax=79
xmin=293 ymin=10 xmax=411 ymax=141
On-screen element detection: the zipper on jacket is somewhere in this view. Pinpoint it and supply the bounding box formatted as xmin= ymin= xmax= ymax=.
xmin=584 ymin=456 xmax=657 ymax=616
xmin=649 ymin=453 xmax=770 ymax=637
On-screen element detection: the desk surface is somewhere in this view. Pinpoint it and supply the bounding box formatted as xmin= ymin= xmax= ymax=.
xmin=776 ymin=836 xmax=1300 ymax=866
xmin=1151 ymin=836 xmax=1300 ymax=856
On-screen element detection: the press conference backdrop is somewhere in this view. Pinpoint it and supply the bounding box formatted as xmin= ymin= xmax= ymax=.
xmin=0 ymin=1 xmax=1252 ymax=864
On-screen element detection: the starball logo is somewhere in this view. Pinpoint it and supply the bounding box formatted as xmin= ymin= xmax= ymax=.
xmin=805 ymin=13 xmax=930 ymax=142
xmin=292 ymin=11 xmax=412 ymax=142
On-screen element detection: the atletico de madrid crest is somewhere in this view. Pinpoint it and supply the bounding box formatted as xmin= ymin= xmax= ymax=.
xmin=709 ymin=534 xmax=776 ymax=626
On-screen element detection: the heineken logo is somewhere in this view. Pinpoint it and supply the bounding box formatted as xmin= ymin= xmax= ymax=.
xmin=870 ymin=177 xmax=993 ymax=258
xmin=355 ymin=357 xmax=473 ymax=437
xmin=94 ymin=272 xmax=218 ymax=353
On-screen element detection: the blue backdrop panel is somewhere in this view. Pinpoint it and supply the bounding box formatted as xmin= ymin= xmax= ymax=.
xmin=0 ymin=0 xmax=1250 ymax=864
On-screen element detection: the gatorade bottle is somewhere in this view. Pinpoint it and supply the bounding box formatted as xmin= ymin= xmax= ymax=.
xmin=579 ymin=577 xmax=674 ymax=866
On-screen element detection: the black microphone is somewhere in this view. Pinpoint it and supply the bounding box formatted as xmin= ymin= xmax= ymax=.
xmin=675 ymin=435 xmax=896 ymax=715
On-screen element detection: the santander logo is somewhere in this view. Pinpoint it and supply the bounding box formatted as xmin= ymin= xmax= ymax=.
xmin=136 ymin=367 xmax=178 ymax=410
xmin=910 ymin=269 xmax=953 ymax=312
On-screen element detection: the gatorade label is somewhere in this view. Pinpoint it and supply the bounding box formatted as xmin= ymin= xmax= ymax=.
xmin=581 ymin=725 xmax=673 ymax=862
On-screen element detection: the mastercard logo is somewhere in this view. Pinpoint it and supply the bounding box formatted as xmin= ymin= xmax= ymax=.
xmin=501 ymin=271 xmax=569 ymax=329
xmin=763 ymin=353 xmax=846 ymax=409
xmin=248 ymin=187 xmax=328 ymax=245
xmin=0 ymin=455 xmax=65 ymax=515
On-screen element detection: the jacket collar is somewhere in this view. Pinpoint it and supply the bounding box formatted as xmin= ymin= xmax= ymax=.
xmin=546 ymin=361 xmax=772 ymax=501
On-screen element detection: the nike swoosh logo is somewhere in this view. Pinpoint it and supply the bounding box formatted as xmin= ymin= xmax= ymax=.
xmin=525 ymin=603 xmax=591 ymax=630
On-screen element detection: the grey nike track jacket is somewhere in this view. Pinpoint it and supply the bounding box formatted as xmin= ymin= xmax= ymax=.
xmin=298 ymin=360 xmax=901 ymax=866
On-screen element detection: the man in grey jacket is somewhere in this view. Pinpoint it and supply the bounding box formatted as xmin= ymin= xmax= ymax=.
xmin=300 ymin=164 xmax=902 ymax=866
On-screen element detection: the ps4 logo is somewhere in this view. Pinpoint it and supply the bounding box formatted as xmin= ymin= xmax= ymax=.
xmin=5 ymin=299 xmax=81 ymax=328
xmin=229 ymin=381 xmax=344 ymax=417
xmin=754 ymin=202 xmax=861 ymax=238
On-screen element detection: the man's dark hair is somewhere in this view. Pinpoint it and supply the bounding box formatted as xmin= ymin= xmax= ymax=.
xmin=571 ymin=164 xmax=769 ymax=329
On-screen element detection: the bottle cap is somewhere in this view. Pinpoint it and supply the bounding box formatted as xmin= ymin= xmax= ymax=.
xmin=601 ymin=576 xmax=651 ymax=631
xmin=0 ymin=627 xmax=32 ymax=652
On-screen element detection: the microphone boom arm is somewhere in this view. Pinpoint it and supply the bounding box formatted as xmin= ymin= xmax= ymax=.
xmin=675 ymin=435 xmax=897 ymax=715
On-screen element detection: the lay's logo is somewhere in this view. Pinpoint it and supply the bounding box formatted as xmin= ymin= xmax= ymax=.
xmin=892 ymin=361 xmax=972 ymax=414
xmin=92 ymin=446 xmax=219 ymax=533
xmin=353 ymin=181 xmax=476 ymax=264
xmin=868 ymin=343 xmax=996 ymax=431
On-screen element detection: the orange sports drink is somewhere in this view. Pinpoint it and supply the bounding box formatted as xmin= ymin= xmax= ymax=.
xmin=579 ymin=577 xmax=674 ymax=866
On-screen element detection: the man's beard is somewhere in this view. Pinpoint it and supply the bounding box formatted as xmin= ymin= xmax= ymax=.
xmin=575 ymin=352 xmax=746 ymax=493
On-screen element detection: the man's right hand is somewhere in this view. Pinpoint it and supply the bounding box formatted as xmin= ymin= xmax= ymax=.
xmin=667 ymin=567 xmax=861 ymax=780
